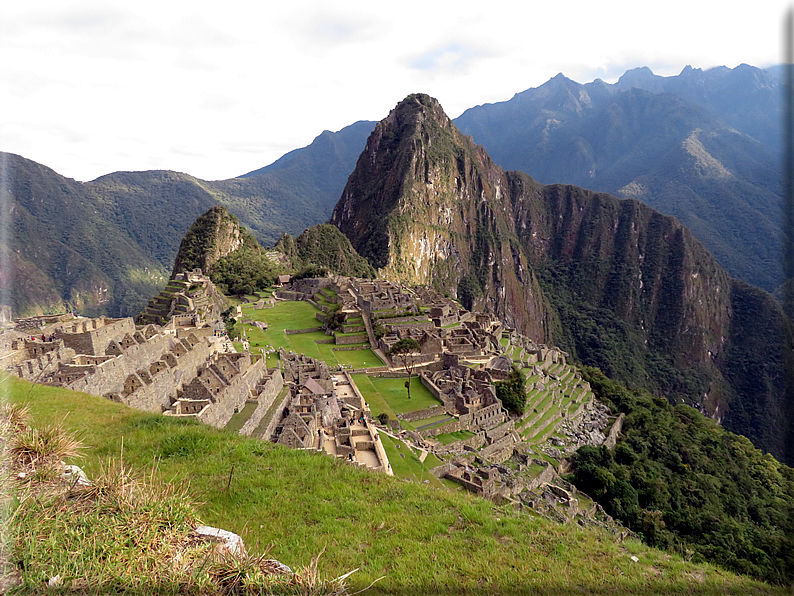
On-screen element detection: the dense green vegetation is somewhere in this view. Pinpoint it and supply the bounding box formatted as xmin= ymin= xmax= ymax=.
xmin=210 ymin=236 xmax=285 ymax=295
xmin=275 ymin=224 xmax=375 ymax=278
xmin=571 ymin=368 xmax=794 ymax=585
xmin=169 ymin=205 xmax=234 ymax=275
xmin=494 ymin=365 xmax=527 ymax=416
xmin=1 ymin=153 xmax=169 ymax=318
xmin=535 ymin=259 xmax=708 ymax=406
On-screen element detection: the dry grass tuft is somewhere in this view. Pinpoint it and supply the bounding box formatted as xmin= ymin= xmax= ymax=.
xmin=10 ymin=424 xmax=82 ymax=467
xmin=1 ymin=403 xmax=30 ymax=433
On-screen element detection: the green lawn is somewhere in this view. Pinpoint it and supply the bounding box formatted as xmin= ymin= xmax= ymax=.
xmin=412 ymin=414 xmax=453 ymax=429
xmin=379 ymin=433 xmax=444 ymax=488
xmin=223 ymin=401 xmax=257 ymax=433
xmin=236 ymin=300 xmax=384 ymax=369
xmin=240 ymin=299 xmax=321 ymax=329
xmin=351 ymin=375 xmax=442 ymax=417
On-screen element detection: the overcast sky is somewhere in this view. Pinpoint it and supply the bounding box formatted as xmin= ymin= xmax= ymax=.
xmin=1 ymin=1 xmax=788 ymax=182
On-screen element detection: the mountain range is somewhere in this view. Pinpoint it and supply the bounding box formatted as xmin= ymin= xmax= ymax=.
xmin=454 ymin=64 xmax=784 ymax=292
xmin=0 ymin=121 xmax=371 ymax=317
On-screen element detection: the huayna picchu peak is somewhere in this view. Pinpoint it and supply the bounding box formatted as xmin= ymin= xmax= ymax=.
xmin=332 ymin=93 xmax=794 ymax=465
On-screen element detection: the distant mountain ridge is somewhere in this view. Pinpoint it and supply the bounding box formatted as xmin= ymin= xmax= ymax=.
xmin=331 ymin=92 xmax=794 ymax=465
xmin=3 ymin=63 xmax=783 ymax=319
xmin=455 ymin=64 xmax=783 ymax=291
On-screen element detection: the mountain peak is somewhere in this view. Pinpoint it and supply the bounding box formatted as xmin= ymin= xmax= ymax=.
xmin=170 ymin=206 xmax=252 ymax=278
xmin=616 ymin=66 xmax=660 ymax=90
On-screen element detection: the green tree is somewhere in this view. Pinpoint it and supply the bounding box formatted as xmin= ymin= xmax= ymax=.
xmin=389 ymin=338 xmax=421 ymax=399
xmin=324 ymin=304 xmax=345 ymax=331
xmin=494 ymin=365 xmax=527 ymax=415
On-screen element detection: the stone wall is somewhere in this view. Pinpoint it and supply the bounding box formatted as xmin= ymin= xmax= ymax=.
xmin=198 ymin=356 xmax=268 ymax=428
xmin=386 ymin=320 xmax=434 ymax=333
xmin=485 ymin=420 xmax=515 ymax=442
xmin=274 ymin=290 xmax=308 ymax=301
xmin=261 ymin=387 xmax=293 ymax=442
xmin=118 ymin=336 xmax=215 ymax=413
xmin=368 ymin=422 xmax=392 ymax=475
xmin=397 ymin=404 xmax=447 ymax=422
xmin=349 ymin=366 xmax=389 ymax=374
xmin=420 ymin=418 xmax=463 ymax=437
xmin=432 ymin=432 xmax=486 ymax=455
xmin=335 ymin=333 xmax=369 ymax=345
xmin=369 ymin=371 xmax=409 ymax=379
xmin=524 ymin=463 xmax=558 ymax=492
xmin=429 ymin=461 xmax=457 ymax=478
xmin=602 ymin=413 xmax=625 ymax=449
xmin=238 ymin=369 xmax=285 ymax=436
xmin=12 ymin=344 xmax=76 ymax=382
xmin=376 ymin=315 xmax=428 ymax=325
xmin=285 ymin=327 xmax=324 ymax=335
xmin=480 ymin=432 xmax=519 ymax=463
xmin=419 ymin=372 xmax=444 ymax=401
xmin=470 ymin=401 xmax=505 ymax=429
xmin=66 ymin=333 xmax=185 ymax=397
xmin=56 ymin=318 xmax=136 ymax=355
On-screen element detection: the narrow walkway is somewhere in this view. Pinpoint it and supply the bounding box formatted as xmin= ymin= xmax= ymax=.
xmin=415 ymin=417 xmax=453 ymax=431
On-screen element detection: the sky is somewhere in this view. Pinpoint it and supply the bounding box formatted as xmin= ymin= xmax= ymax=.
xmin=1 ymin=1 xmax=789 ymax=182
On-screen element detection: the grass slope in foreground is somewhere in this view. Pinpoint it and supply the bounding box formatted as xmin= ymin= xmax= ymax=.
xmin=3 ymin=374 xmax=786 ymax=595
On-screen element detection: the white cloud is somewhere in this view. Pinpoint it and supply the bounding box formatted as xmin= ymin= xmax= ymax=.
xmin=0 ymin=0 xmax=788 ymax=181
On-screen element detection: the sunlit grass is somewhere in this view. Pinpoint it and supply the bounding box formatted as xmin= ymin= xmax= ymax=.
xmin=3 ymin=374 xmax=786 ymax=595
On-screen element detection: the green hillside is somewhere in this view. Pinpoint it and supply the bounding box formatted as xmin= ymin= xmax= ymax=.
xmin=4 ymin=373 xmax=786 ymax=595
xmin=1 ymin=153 xmax=169 ymax=318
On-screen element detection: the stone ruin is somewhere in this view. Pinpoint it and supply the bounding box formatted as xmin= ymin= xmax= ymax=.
xmin=377 ymin=311 xmax=503 ymax=364
xmin=349 ymin=279 xmax=416 ymax=315
xmin=3 ymin=312 xmax=282 ymax=434
xmin=137 ymin=270 xmax=228 ymax=328
xmin=271 ymin=352 xmax=391 ymax=474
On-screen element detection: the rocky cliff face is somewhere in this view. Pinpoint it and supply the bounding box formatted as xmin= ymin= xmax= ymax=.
xmin=331 ymin=94 xmax=794 ymax=464
xmin=332 ymin=94 xmax=550 ymax=339
xmin=454 ymin=66 xmax=783 ymax=292
xmin=170 ymin=206 xmax=247 ymax=278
